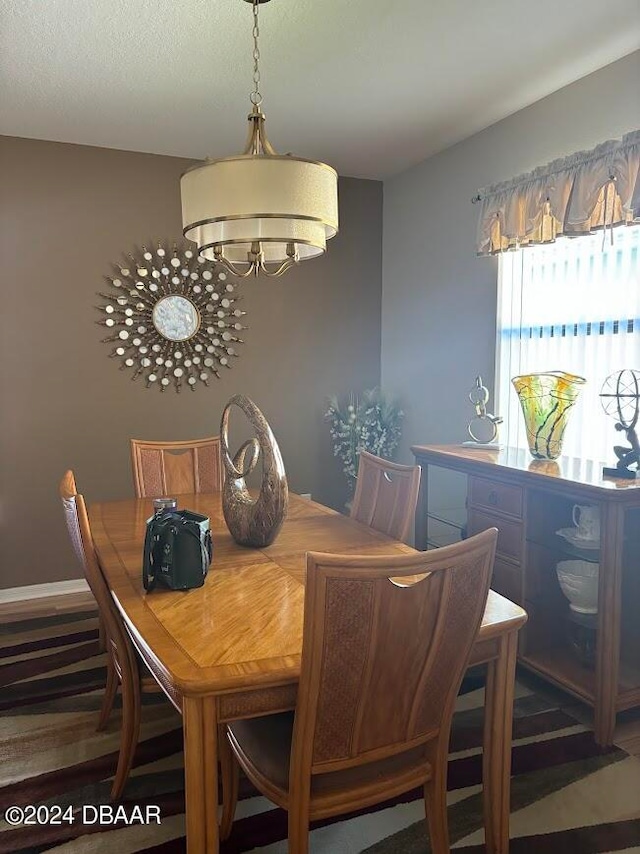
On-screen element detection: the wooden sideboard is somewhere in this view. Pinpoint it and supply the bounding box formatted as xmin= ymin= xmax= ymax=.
xmin=411 ymin=444 xmax=640 ymax=746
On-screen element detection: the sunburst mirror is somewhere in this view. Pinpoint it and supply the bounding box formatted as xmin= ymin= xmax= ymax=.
xmin=97 ymin=244 xmax=247 ymax=392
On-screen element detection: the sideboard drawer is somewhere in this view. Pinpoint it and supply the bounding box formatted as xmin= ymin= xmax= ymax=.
xmin=467 ymin=509 xmax=524 ymax=562
xmin=469 ymin=476 xmax=524 ymax=519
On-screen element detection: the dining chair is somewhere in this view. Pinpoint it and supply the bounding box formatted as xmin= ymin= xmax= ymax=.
xmin=130 ymin=436 xmax=223 ymax=497
xmin=59 ymin=471 xmax=174 ymax=800
xmin=350 ymin=450 xmax=422 ymax=543
xmin=219 ymin=528 xmax=498 ymax=853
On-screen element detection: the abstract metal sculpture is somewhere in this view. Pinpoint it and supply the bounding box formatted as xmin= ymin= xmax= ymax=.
xmin=220 ymin=394 xmax=289 ymax=546
xmin=466 ymin=375 xmax=503 ymax=444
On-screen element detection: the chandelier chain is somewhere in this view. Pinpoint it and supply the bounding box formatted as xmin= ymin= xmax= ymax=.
xmin=250 ymin=0 xmax=262 ymax=107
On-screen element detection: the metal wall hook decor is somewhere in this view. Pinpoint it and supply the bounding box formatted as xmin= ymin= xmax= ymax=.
xmin=220 ymin=394 xmax=289 ymax=547
xmin=97 ymin=243 xmax=247 ymax=391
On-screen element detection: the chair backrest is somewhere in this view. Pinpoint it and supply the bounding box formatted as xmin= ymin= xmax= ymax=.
xmin=59 ymin=471 xmax=138 ymax=682
xmin=130 ymin=436 xmax=223 ymax=497
xmin=291 ymin=529 xmax=497 ymax=782
xmin=350 ymin=451 xmax=421 ymax=542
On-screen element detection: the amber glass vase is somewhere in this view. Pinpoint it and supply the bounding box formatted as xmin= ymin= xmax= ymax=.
xmin=512 ymin=371 xmax=586 ymax=460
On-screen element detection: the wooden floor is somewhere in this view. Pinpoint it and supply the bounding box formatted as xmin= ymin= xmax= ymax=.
xmin=2 ymin=591 xmax=639 ymax=757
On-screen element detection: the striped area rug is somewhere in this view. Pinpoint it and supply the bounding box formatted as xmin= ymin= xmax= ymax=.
xmin=1 ymin=611 xmax=640 ymax=853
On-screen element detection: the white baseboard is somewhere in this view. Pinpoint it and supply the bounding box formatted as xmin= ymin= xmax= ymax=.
xmin=0 ymin=579 xmax=90 ymax=605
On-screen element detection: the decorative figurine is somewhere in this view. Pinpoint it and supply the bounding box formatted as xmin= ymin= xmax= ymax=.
xmin=600 ymin=369 xmax=640 ymax=479
xmin=465 ymin=376 xmax=503 ymax=445
xmin=220 ymin=394 xmax=289 ymax=547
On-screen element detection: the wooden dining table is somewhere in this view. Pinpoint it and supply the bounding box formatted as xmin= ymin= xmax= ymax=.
xmin=89 ymin=491 xmax=527 ymax=854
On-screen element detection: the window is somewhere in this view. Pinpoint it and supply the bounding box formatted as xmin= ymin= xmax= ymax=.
xmin=496 ymin=225 xmax=640 ymax=463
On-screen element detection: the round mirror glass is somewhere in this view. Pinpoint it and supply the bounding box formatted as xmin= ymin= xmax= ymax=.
xmin=152 ymin=295 xmax=200 ymax=342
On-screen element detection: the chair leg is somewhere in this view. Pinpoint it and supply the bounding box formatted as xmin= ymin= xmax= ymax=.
xmin=219 ymin=725 xmax=239 ymax=840
xmin=288 ymin=809 xmax=310 ymax=854
xmin=424 ymin=738 xmax=450 ymax=854
xmin=97 ymin=614 xmax=107 ymax=652
xmin=110 ymin=672 xmax=141 ymax=801
xmin=97 ymin=654 xmax=118 ymax=732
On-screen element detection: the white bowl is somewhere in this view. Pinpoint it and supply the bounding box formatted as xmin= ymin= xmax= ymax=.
xmin=556 ymin=560 xmax=599 ymax=614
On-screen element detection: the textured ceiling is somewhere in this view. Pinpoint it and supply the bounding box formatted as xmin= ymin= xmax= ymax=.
xmin=1 ymin=0 xmax=638 ymax=178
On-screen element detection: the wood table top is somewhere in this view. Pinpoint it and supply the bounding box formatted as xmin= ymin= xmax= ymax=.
xmin=89 ymin=493 xmax=527 ymax=696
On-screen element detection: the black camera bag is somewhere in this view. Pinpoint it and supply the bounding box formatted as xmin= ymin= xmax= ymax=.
xmin=143 ymin=509 xmax=212 ymax=591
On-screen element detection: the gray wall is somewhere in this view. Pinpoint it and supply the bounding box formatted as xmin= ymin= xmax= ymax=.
xmin=0 ymin=137 xmax=382 ymax=590
xmin=381 ymin=52 xmax=640 ymax=465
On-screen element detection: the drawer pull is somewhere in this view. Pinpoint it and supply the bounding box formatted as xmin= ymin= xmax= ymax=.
xmin=488 ymin=490 xmax=498 ymax=506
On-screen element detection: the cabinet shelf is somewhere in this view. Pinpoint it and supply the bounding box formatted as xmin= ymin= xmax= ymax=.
xmin=521 ymin=647 xmax=640 ymax=709
xmin=426 ymin=508 xmax=466 ymax=531
xmin=520 ymin=648 xmax=595 ymax=703
xmin=525 ymin=534 xmax=600 ymax=564
xmin=425 ymin=506 xmax=467 ymax=549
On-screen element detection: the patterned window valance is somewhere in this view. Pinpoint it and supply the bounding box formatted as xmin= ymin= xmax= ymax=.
xmin=475 ymin=130 xmax=640 ymax=255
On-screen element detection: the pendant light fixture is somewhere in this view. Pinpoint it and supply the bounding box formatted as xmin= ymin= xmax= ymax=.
xmin=181 ymin=0 xmax=339 ymax=278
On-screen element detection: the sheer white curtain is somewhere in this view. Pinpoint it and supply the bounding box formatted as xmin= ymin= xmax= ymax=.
xmin=496 ymin=224 xmax=640 ymax=464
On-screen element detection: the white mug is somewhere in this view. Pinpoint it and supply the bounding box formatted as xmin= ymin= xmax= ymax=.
xmin=572 ymin=504 xmax=600 ymax=541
